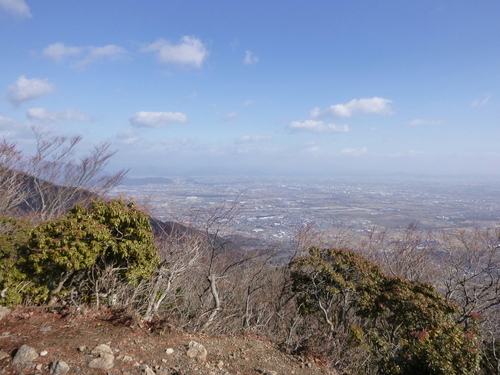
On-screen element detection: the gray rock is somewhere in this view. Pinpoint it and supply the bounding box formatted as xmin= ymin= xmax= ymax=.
xmin=49 ymin=360 xmax=70 ymax=375
xmin=88 ymin=353 xmax=114 ymax=370
xmin=91 ymin=344 xmax=113 ymax=355
xmin=12 ymin=344 xmax=39 ymax=364
xmin=186 ymin=340 xmax=207 ymax=362
xmin=89 ymin=343 xmax=114 ymax=370
xmin=0 ymin=306 xmax=10 ymax=321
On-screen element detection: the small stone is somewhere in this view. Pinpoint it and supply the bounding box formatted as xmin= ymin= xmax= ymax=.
xmin=13 ymin=345 xmax=39 ymax=365
xmin=40 ymin=326 xmax=52 ymax=332
xmin=161 ymin=358 xmax=167 ymax=363
xmin=49 ymin=360 xmax=70 ymax=375
xmin=165 ymin=348 xmax=174 ymax=355
xmin=0 ymin=350 xmax=10 ymax=360
xmin=40 ymin=350 xmax=48 ymax=356
xmin=186 ymin=341 xmax=207 ymax=362
xmin=77 ymin=346 xmax=87 ymax=352
xmin=0 ymin=306 xmax=11 ymax=321
xmin=36 ymin=363 xmax=43 ymax=370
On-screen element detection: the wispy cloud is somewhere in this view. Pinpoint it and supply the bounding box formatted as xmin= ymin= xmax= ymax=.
xmin=242 ymin=100 xmax=254 ymax=106
xmin=42 ymin=42 xmax=83 ymax=63
xmin=27 ymin=107 xmax=92 ymax=123
xmin=42 ymin=42 xmax=127 ymax=69
xmin=222 ymin=111 xmax=238 ymax=121
xmin=235 ymin=135 xmax=272 ymax=144
xmin=471 ymin=93 xmax=492 ymax=107
xmin=129 ymin=111 xmax=187 ymax=128
xmin=0 ymin=0 xmax=31 ymax=18
xmin=243 ymin=50 xmax=259 ymax=65
xmin=298 ymin=142 xmax=322 ymax=156
xmin=141 ymin=36 xmax=208 ymax=68
xmin=406 ymin=119 xmax=445 ymax=126
xmin=408 ymin=149 xmax=424 ymax=156
xmin=74 ymin=45 xmax=127 ymax=69
xmin=8 ymin=76 xmax=56 ymax=105
xmin=311 ymin=97 xmax=393 ymax=119
xmin=182 ymin=92 xmax=198 ymax=103
xmin=116 ymin=130 xmax=140 ymax=145
xmin=342 ymin=147 xmax=368 ymax=156
xmin=287 ymin=120 xmax=349 ymax=134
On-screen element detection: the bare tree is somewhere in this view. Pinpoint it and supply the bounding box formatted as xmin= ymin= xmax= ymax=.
xmin=0 ymin=140 xmax=28 ymax=216
xmin=141 ymin=220 xmax=203 ymax=321
xmin=359 ymin=222 xmax=440 ymax=284
xmin=1 ymin=130 xmax=127 ymax=220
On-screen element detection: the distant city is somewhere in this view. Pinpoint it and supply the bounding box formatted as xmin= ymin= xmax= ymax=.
xmin=111 ymin=175 xmax=500 ymax=249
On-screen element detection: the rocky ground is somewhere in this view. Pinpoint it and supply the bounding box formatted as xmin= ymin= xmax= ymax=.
xmin=0 ymin=306 xmax=332 ymax=375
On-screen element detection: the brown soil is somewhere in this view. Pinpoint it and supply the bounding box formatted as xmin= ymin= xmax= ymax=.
xmin=0 ymin=307 xmax=332 ymax=375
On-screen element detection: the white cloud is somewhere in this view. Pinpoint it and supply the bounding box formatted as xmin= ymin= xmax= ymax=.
xmin=0 ymin=0 xmax=31 ymax=18
xmin=222 ymin=111 xmax=238 ymax=121
xmin=471 ymin=93 xmax=492 ymax=107
xmin=42 ymin=43 xmax=126 ymax=68
xmin=406 ymin=119 xmax=445 ymax=126
xmin=235 ymin=135 xmax=272 ymax=144
xmin=0 ymin=115 xmax=16 ymax=126
xmin=310 ymin=97 xmax=394 ymax=119
xmin=243 ymin=50 xmax=259 ymax=65
xmin=0 ymin=115 xmax=32 ymax=139
xmin=8 ymin=76 xmax=56 ymax=105
xmin=342 ymin=147 xmax=368 ymax=156
xmin=42 ymin=42 xmax=83 ymax=63
xmin=141 ymin=36 xmax=208 ymax=68
xmin=129 ymin=111 xmax=187 ymax=128
xmin=74 ymin=45 xmax=127 ymax=69
xmin=242 ymin=100 xmax=254 ymax=106
xmin=116 ymin=130 xmax=139 ymax=145
xmin=27 ymin=107 xmax=92 ymax=122
xmin=287 ymin=120 xmax=350 ymax=134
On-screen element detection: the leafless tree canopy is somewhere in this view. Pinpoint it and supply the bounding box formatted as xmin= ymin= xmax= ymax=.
xmin=0 ymin=131 xmax=127 ymax=220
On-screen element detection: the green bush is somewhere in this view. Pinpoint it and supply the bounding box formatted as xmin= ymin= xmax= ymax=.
xmin=0 ymin=217 xmax=32 ymax=306
xmin=290 ymin=247 xmax=480 ymax=374
xmin=26 ymin=199 xmax=159 ymax=304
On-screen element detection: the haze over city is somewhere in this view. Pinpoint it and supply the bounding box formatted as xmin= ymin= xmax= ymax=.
xmin=1 ymin=0 xmax=499 ymax=177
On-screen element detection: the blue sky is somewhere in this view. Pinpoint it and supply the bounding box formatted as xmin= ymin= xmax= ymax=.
xmin=1 ymin=0 xmax=499 ymax=177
